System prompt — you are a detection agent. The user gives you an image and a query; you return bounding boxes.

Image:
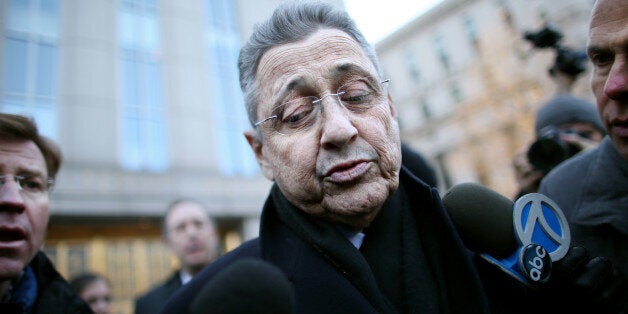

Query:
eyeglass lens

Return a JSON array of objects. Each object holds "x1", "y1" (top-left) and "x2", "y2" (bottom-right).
[
  {"x1": 0, "y1": 174, "x2": 53, "y2": 195},
  {"x1": 260, "y1": 78, "x2": 389, "y2": 133}
]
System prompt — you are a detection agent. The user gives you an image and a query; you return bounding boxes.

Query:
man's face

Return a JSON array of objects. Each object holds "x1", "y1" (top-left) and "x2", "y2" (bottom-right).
[
  {"x1": 80, "y1": 279, "x2": 112, "y2": 314},
  {"x1": 245, "y1": 28, "x2": 401, "y2": 230},
  {"x1": 0, "y1": 139, "x2": 50, "y2": 281},
  {"x1": 587, "y1": 0, "x2": 628, "y2": 159},
  {"x1": 165, "y1": 202, "x2": 217, "y2": 273}
]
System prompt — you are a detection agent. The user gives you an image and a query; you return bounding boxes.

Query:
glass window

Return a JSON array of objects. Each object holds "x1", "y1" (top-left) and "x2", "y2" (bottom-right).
[
  {"x1": 38, "y1": 0, "x2": 59, "y2": 36},
  {"x1": 118, "y1": 0, "x2": 168, "y2": 172},
  {"x1": 433, "y1": 35, "x2": 451, "y2": 72},
  {"x1": 1, "y1": 0, "x2": 59, "y2": 139},
  {"x1": 7, "y1": 0, "x2": 31, "y2": 33},
  {"x1": 420, "y1": 96, "x2": 432, "y2": 120},
  {"x1": 450, "y1": 82, "x2": 463, "y2": 103},
  {"x1": 36, "y1": 42, "x2": 57, "y2": 96},
  {"x1": 2, "y1": 38, "x2": 28, "y2": 94},
  {"x1": 463, "y1": 14, "x2": 479, "y2": 49},
  {"x1": 405, "y1": 50, "x2": 421, "y2": 84},
  {"x1": 204, "y1": 0, "x2": 258, "y2": 177}
]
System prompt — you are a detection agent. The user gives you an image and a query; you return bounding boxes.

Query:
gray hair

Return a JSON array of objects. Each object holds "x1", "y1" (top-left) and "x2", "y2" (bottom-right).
[{"x1": 238, "y1": 1, "x2": 383, "y2": 127}]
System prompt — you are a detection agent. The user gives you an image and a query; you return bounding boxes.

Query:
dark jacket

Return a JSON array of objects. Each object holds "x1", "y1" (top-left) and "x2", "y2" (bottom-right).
[
  {"x1": 162, "y1": 167, "x2": 490, "y2": 314},
  {"x1": 539, "y1": 136, "x2": 628, "y2": 277},
  {"x1": 135, "y1": 272, "x2": 182, "y2": 314},
  {"x1": 0, "y1": 251, "x2": 93, "y2": 314}
]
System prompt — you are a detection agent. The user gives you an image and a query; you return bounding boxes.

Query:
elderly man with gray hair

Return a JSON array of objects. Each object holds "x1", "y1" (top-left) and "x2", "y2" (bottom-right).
[{"x1": 163, "y1": 1, "x2": 626, "y2": 313}]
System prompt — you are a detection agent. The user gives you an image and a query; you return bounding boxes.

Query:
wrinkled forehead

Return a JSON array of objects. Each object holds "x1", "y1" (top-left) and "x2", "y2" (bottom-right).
[
  {"x1": 255, "y1": 28, "x2": 380, "y2": 101},
  {"x1": 590, "y1": 0, "x2": 628, "y2": 31}
]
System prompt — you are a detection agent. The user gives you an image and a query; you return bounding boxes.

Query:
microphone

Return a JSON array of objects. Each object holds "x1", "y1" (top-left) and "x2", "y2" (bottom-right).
[
  {"x1": 442, "y1": 182, "x2": 571, "y2": 285},
  {"x1": 189, "y1": 258, "x2": 295, "y2": 314}
]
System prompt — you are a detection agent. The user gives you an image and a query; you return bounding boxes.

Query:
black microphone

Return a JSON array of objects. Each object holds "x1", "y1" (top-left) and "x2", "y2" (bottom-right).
[
  {"x1": 443, "y1": 183, "x2": 628, "y2": 312},
  {"x1": 442, "y1": 182, "x2": 571, "y2": 285},
  {"x1": 189, "y1": 258, "x2": 295, "y2": 314}
]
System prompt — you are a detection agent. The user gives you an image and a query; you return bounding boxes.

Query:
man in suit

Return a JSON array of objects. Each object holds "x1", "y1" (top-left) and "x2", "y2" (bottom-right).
[
  {"x1": 0, "y1": 113, "x2": 92, "y2": 313},
  {"x1": 134, "y1": 198, "x2": 219, "y2": 314}
]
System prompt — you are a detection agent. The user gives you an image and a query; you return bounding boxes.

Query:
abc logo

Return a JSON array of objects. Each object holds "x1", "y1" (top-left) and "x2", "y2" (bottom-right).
[
  {"x1": 519, "y1": 243, "x2": 552, "y2": 283},
  {"x1": 513, "y1": 193, "x2": 571, "y2": 283}
]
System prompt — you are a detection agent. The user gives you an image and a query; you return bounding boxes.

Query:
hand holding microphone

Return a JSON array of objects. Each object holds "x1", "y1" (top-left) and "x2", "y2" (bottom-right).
[
  {"x1": 443, "y1": 183, "x2": 627, "y2": 312},
  {"x1": 552, "y1": 246, "x2": 627, "y2": 313},
  {"x1": 443, "y1": 182, "x2": 570, "y2": 284}
]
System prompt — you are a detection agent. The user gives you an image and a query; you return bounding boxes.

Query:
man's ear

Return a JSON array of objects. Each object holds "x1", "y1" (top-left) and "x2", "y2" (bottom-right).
[{"x1": 244, "y1": 130, "x2": 275, "y2": 181}]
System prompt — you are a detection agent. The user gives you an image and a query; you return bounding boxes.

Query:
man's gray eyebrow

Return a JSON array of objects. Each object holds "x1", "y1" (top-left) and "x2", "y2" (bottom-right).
[
  {"x1": 275, "y1": 77, "x2": 306, "y2": 102},
  {"x1": 332, "y1": 63, "x2": 372, "y2": 77},
  {"x1": 272, "y1": 63, "x2": 376, "y2": 105}
]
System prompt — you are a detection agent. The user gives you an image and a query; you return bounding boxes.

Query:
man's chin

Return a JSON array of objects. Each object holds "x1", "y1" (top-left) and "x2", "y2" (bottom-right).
[
  {"x1": 611, "y1": 134, "x2": 628, "y2": 160},
  {"x1": 320, "y1": 205, "x2": 382, "y2": 231},
  {"x1": 184, "y1": 256, "x2": 211, "y2": 269},
  {"x1": 0, "y1": 256, "x2": 28, "y2": 281}
]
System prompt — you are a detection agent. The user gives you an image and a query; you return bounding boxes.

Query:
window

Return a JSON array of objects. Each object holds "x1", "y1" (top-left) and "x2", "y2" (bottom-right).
[
  {"x1": 405, "y1": 50, "x2": 421, "y2": 84},
  {"x1": 1, "y1": 0, "x2": 59, "y2": 139},
  {"x1": 420, "y1": 96, "x2": 432, "y2": 120},
  {"x1": 118, "y1": 0, "x2": 168, "y2": 172},
  {"x1": 433, "y1": 35, "x2": 450, "y2": 72},
  {"x1": 450, "y1": 81, "x2": 463, "y2": 103},
  {"x1": 463, "y1": 14, "x2": 479, "y2": 50},
  {"x1": 204, "y1": 0, "x2": 258, "y2": 176}
]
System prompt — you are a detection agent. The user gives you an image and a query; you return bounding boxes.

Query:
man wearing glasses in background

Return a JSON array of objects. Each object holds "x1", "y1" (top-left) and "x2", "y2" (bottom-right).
[
  {"x1": 0, "y1": 113, "x2": 91, "y2": 313},
  {"x1": 163, "y1": 2, "x2": 625, "y2": 313}
]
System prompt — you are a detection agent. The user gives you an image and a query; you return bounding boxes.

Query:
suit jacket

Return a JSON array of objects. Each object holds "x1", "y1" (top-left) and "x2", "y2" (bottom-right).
[
  {"x1": 161, "y1": 167, "x2": 490, "y2": 314},
  {"x1": 135, "y1": 271, "x2": 182, "y2": 314},
  {"x1": 0, "y1": 251, "x2": 92, "y2": 314}
]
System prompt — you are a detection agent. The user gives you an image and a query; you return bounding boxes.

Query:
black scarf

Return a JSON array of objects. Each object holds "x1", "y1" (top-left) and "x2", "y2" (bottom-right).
[{"x1": 271, "y1": 169, "x2": 489, "y2": 313}]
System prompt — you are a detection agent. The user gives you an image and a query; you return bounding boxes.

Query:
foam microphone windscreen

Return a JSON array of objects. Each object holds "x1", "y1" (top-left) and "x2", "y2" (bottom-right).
[
  {"x1": 442, "y1": 182, "x2": 518, "y2": 258},
  {"x1": 189, "y1": 258, "x2": 295, "y2": 314}
]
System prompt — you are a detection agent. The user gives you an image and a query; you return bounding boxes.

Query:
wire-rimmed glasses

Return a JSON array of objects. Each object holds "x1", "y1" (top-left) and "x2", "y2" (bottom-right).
[
  {"x1": 254, "y1": 78, "x2": 390, "y2": 135},
  {"x1": 0, "y1": 174, "x2": 55, "y2": 197}
]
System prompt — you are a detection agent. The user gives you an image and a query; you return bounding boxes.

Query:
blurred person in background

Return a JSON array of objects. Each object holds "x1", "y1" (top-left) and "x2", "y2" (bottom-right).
[
  {"x1": 134, "y1": 198, "x2": 219, "y2": 314},
  {"x1": 512, "y1": 94, "x2": 605, "y2": 199},
  {"x1": 70, "y1": 272, "x2": 112, "y2": 314},
  {"x1": 539, "y1": 0, "x2": 628, "y2": 288},
  {"x1": 0, "y1": 113, "x2": 91, "y2": 313}
]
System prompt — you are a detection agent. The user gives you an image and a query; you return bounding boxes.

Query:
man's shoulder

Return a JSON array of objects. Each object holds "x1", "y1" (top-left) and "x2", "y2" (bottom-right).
[
  {"x1": 159, "y1": 238, "x2": 262, "y2": 314},
  {"x1": 134, "y1": 273, "x2": 182, "y2": 314},
  {"x1": 136, "y1": 272, "x2": 181, "y2": 302},
  {"x1": 29, "y1": 252, "x2": 93, "y2": 313}
]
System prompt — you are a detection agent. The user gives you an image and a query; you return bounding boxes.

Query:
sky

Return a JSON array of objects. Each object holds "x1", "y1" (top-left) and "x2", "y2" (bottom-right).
[{"x1": 344, "y1": 0, "x2": 444, "y2": 44}]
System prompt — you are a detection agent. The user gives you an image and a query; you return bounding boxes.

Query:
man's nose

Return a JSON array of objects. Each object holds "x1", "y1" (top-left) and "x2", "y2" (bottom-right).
[
  {"x1": 319, "y1": 96, "x2": 358, "y2": 149},
  {"x1": 604, "y1": 57, "x2": 628, "y2": 101},
  {"x1": 0, "y1": 180, "x2": 26, "y2": 212}
]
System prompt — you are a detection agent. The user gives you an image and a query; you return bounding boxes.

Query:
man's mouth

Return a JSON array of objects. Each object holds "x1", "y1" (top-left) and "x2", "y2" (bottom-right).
[
  {"x1": 0, "y1": 227, "x2": 27, "y2": 248},
  {"x1": 324, "y1": 160, "x2": 371, "y2": 183},
  {"x1": 610, "y1": 117, "x2": 628, "y2": 136}
]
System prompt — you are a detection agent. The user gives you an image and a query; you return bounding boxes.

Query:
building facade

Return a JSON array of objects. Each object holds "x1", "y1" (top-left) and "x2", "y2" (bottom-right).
[
  {"x1": 0, "y1": 0, "x2": 342, "y2": 312},
  {"x1": 376, "y1": 0, "x2": 596, "y2": 198}
]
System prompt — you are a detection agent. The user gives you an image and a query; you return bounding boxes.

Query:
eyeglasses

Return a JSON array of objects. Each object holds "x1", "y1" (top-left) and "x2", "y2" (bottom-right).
[
  {"x1": 0, "y1": 174, "x2": 55, "y2": 197},
  {"x1": 255, "y1": 78, "x2": 390, "y2": 135}
]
